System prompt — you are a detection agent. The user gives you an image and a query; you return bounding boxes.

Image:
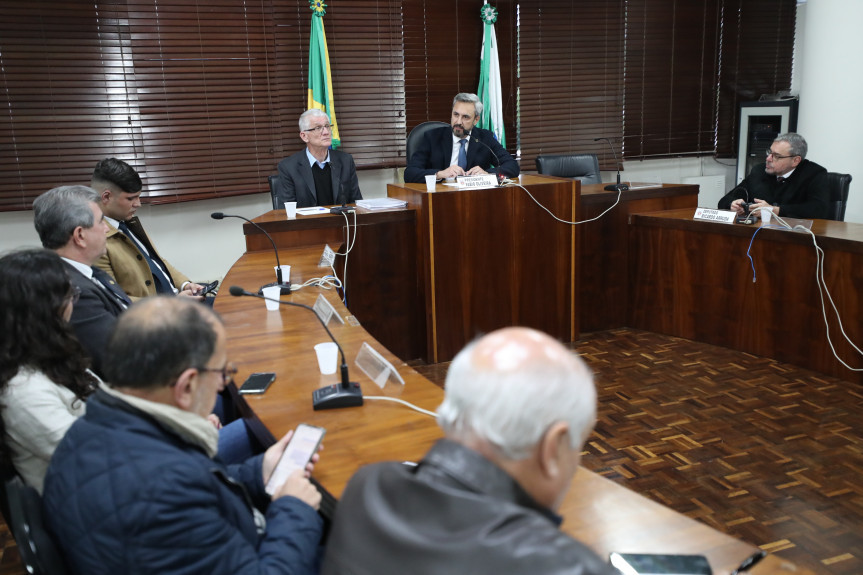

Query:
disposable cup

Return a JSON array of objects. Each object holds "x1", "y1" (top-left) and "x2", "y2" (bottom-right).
[
  {"x1": 314, "y1": 342, "x2": 338, "y2": 375},
  {"x1": 274, "y1": 265, "x2": 291, "y2": 283},
  {"x1": 262, "y1": 285, "x2": 281, "y2": 311},
  {"x1": 425, "y1": 175, "x2": 436, "y2": 192},
  {"x1": 761, "y1": 207, "x2": 772, "y2": 224},
  {"x1": 285, "y1": 202, "x2": 297, "y2": 219}
]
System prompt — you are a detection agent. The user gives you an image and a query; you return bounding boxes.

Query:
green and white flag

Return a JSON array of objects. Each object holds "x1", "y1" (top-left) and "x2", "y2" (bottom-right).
[
  {"x1": 308, "y1": 1, "x2": 341, "y2": 148},
  {"x1": 477, "y1": 2, "x2": 505, "y2": 147}
]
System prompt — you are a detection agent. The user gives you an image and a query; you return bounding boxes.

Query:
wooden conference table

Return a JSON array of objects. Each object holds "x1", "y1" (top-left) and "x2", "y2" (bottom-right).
[
  {"x1": 630, "y1": 208, "x2": 863, "y2": 385},
  {"x1": 215, "y1": 240, "x2": 807, "y2": 575}
]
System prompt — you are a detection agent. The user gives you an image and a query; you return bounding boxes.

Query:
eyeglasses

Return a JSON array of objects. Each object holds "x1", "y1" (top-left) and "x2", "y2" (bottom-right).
[
  {"x1": 65, "y1": 285, "x2": 81, "y2": 304},
  {"x1": 304, "y1": 123, "x2": 333, "y2": 134},
  {"x1": 197, "y1": 362, "x2": 238, "y2": 384},
  {"x1": 765, "y1": 149, "x2": 798, "y2": 160}
]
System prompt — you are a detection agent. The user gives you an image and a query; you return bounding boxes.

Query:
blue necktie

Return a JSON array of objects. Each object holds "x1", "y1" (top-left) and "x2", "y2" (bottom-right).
[
  {"x1": 457, "y1": 139, "x2": 468, "y2": 170},
  {"x1": 91, "y1": 267, "x2": 131, "y2": 308},
  {"x1": 117, "y1": 221, "x2": 173, "y2": 294}
]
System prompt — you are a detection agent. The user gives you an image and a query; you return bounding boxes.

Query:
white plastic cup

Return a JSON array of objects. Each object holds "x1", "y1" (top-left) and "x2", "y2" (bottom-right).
[
  {"x1": 424, "y1": 174, "x2": 436, "y2": 192},
  {"x1": 261, "y1": 285, "x2": 281, "y2": 311},
  {"x1": 274, "y1": 265, "x2": 291, "y2": 283},
  {"x1": 285, "y1": 201, "x2": 297, "y2": 219},
  {"x1": 761, "y1": 207, "x2": 772, "y2": 224},
  {"x1": 314, "y1": 342, "x2": 338, "y2": 375}
]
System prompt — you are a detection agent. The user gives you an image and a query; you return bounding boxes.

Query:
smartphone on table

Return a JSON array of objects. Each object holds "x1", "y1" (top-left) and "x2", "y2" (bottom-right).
[
  {"x1": 265, "y1": 424, "x2": 326, "y2": 495},
  {"x1": 239, "y1": 372, "x2": 276, "y2": 395}
]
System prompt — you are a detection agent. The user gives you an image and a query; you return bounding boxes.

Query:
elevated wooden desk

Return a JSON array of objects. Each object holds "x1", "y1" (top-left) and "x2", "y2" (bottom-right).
[
  {"x1": 630, "y1": 208, "x2": 863, "y2": 385},
  {"x1": 215, "y1": 249, "x2": 808, "y2": 575}
]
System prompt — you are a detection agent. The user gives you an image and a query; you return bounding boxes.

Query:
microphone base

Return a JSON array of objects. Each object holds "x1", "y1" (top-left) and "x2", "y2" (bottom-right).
[
  {"x1": 312, "y1": 382, "x2": 363, "y2": 410},
  {"x1": 329, "y1": 205, "x2": 353, "y2": 214},
  {"x1": 258, "y1": 281, "x2": 292, "y2": 296},
  {"x1": 604, "y1": 183, "x2": 629, "y2": 191}
]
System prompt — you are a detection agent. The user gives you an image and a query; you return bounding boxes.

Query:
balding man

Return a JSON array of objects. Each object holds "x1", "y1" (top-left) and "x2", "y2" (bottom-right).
[{"x1": 322, "y1": 327, "x2": 614, "y2": 575}]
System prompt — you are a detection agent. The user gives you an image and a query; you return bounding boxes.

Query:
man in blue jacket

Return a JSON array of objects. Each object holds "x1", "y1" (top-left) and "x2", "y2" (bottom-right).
[
  {"x1": 44, "y1": 297, "x2": 323, "y2": 574},
  {"x1": 404, "y1": 93, "x2": 520, "y2": 183}
]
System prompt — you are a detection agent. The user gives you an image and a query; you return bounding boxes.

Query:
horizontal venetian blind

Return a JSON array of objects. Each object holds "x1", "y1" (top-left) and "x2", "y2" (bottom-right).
[
  {"x1": 0, "y1": 1, "x2": 135, "y2": 210},
  {"x1": 622, "y1": 0, "x2": 721, "y2": 158},
  {"x1": 716, "y1": 0, "x2": 796, "y2": 157},
  {"x1": 273, "y1": 0, "x2": 406, "y2": 169},
  {"x1": 518, "y1": 0, "x2": 625, "y2": 170}
]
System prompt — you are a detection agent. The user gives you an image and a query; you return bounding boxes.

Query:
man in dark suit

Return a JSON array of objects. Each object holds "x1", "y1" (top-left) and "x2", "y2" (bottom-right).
[
  {"x1": 404, "y1": 92, "x2": 520, "y2": 184},
  {"x1": 33, "y1": 185, "x2": 130, "y2": 376},
  {"x1": 718, "y1": 132, "x2": 829, "y2": 219},
  {"x1": 274, "y1": 109, "x2": 363, "y2": 209}
]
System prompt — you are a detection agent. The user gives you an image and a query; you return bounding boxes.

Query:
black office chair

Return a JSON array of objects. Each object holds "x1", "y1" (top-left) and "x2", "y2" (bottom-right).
[
  {"x1": 268, "y1": 174, "x2": 280, "y2": 209},
  {"x1": 406, "y1": 121, "x2": 449, "y2": 164},
  {"x1": 825, "y1": 172, "x2": 852, "y2": 221},
  {"x1": 5, "y1": 477, "x2": 70, "y2": 575},
  {"x1": 535, "y1": 154, "x2": 602, "y2": 185}
]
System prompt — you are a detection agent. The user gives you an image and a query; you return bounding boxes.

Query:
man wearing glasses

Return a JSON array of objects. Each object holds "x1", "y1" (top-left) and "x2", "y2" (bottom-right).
[
  {"x1": 718, "y1": 132, "x2": 829, "y2": 219},
  {"x1": 274, "y1": 108, "x2": 363, "y2": 208}
]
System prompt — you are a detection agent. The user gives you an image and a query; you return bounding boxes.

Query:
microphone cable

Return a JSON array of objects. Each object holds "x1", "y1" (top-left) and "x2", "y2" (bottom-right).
[{"x1": 512, "y1": 181, "x2": 622, "y2": 226}]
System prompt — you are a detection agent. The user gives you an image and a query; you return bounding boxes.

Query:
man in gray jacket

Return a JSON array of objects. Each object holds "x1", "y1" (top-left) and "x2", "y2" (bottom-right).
[{"x1": 322, "y1": 327, "x2": 615, "y2": 575}]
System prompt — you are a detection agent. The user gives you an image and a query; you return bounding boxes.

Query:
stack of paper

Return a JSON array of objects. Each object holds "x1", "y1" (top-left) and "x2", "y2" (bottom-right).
[{"x1": 356, "y1": 198, "x2": 407, "y2": 211}]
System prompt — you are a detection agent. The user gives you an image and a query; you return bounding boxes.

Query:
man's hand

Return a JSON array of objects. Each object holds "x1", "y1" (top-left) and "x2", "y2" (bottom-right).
[
  {"x1": 750, "y1": 198, "x2": 777, "y2": 217},
  {"x1": 274, "y1": 469, "x2": 322, "y2": 510},
  {"x1": 436, "y1": 165, "x2": 466, "y2": 180},
  {"x1": 179, "y1": 282, "x2": 205, "y2": 300},
  {"x1": 730, "y1": 199, "x2": 746, "y2": 215},
  {"x1": 465, "y1": 166, "x2": 488, "y2": 176}
]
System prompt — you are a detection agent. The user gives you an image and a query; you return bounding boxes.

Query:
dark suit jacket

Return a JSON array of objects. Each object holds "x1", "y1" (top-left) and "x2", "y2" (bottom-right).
[
  {"x1": 404, "y1": 126, "x2": 520, "y2": 183},
  {"x1": 717, "y1": 159, "x2": 829, "y2": 219},
  {"x1": 275, "y1": 148, "x2": 362, "y2": 209},
  {"x1": 64, "y1": 262, "x2": 126, "y2": 377}
]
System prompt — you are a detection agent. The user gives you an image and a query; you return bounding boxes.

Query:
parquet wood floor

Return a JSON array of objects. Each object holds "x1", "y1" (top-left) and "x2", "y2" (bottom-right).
[
  {"x1": 3, "y1": 328, "x2": 860, "y2": 574},
  {"x1": 415, "y1": 328, "x2": 863, "y2": 575}
]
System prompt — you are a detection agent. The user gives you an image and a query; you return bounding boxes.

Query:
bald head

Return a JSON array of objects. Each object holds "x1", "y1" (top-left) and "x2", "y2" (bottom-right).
[{"x1": 437, "y1": 327, "x2": 596, "y2": 460}]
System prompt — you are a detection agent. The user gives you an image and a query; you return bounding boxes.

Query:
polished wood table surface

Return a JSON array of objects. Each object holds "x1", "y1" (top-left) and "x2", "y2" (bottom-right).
[
  {"x1": 630, "y1": 208, "x2": 863, "y2": 385},
  {"x1": 215, "y1": 248, "x2": 809, "y2": 575}
]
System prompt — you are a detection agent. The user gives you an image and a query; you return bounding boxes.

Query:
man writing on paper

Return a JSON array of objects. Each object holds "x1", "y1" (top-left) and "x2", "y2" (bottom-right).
[
  {"x1": 718, "y1": 133, "x2": 829, "y2": 220},
  {"x1": 404, "y1": 92, "x2": 520, "y2": 183},
  {"x1": 322, "y1": 327, "x2": 614, "y2": 575},
  {"x1": 274, "y1": 109, "x2": 363, "y2": 209}
]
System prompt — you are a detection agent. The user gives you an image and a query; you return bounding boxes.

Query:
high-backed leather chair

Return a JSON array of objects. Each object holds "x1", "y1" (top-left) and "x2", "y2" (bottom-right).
[
  {"x1": 268, "y1": 174, "x2": 280, "y2": 209},
  {"x1": 825, "y1": 172, "x2": 852, "y2": 221},
  {"x1": 5, "y1": 477, "x2": 69, "y2": 574},
  {"x1": 406, "y1": 121, "x2": 449, "y2": 164},
  {"x1": 535, "y1": 154, "x2": 602, "y2": 185}
]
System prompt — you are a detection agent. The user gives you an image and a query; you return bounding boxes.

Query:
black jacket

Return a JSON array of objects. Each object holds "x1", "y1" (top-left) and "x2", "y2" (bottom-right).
[
  {"x1": 322, "y1": 439, "x2": 615, "y2": 575},
  {"x1": 275, "y1": 148, "x2": 362, "y2": 209},
  {"x1": 404, "y1": 126, "x2": 520, "y2": 183},
  {"x1": 718, "y1": 159, "x2": 829, "y2": 219}
]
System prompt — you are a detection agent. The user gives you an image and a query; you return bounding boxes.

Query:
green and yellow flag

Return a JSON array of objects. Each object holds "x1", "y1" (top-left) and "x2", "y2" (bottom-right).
[{"x1": 308, "y1": 1, "x2": 340, "y2": 148}]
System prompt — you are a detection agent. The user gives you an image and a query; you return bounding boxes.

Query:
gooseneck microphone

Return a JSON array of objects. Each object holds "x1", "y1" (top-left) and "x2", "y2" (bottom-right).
[
  {"x1": 467, "y1": 132, "x2": 510, "y2": 185},
  {"x1": 229, "y1": 286, "x2": 363, "y2": 410},
  {"x1": 211, "y1": 212, "x2": 291, "y2": 295},
  {"x1": 594, "y1": 137, "x2": 629, "y2": 192}
]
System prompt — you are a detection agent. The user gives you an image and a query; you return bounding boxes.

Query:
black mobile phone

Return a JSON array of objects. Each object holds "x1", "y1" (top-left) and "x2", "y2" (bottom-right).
[
  {"x1": 265, "y1": 424, "x2": 326, "y2": 495},
  {"x1": 609, "y1": 552, "x2": 711, "y2": 575},
  {"x1": 200, "y1": 280, "x2": 219, "y2": 296},
  {"x1": 239, "y1": 372, "x2": 276, "y2": 395}
]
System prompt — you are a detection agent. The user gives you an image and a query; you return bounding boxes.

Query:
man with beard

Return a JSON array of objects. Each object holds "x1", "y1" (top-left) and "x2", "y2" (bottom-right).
[{"x1": 404, "y1": 92, "x2": 519, "y2": 183}]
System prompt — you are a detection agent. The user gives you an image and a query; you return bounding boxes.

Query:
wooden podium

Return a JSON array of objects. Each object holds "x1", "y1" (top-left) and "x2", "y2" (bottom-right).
[{"x1": 388, "y1": 175, "x2": 579, "y2": 363}]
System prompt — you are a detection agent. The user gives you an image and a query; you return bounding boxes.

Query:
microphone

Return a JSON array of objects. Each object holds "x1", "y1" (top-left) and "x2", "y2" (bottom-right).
[
  {"x1": 468, "y1": 132, "x2": 510, "y2": 185},
  {"x1": 329, "y1": 187, "x2": 352, "y2": 215},
  {"x1": 594, "y1": 137, "x2": 629, "y2": 192},
  {"x1": 211, "y1": 213, "x2": 291, "y2": 295},
  {"x1": 229, "y1": 286, "x2": 363, "y2": 410}
]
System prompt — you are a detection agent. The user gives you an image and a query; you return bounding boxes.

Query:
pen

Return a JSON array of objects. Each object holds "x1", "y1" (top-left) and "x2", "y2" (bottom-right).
[{"x1": 731, "y1": 550, "x2": 767, "y2": 575}]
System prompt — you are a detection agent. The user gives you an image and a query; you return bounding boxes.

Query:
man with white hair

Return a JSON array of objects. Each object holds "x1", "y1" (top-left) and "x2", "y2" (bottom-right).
[
  {"x1": 321, "y1": 327, "x2": 615, "y2": 575},
  {"x1": 274, "y1": 108, "x2": 362, "y2": 208}
]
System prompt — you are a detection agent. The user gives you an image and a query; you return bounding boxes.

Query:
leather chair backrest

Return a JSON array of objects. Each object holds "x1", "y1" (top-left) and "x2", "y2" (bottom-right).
[
  {"x1": 535, "y1": 154, "x2": 602, "y2": 185},
  {"x1": 406, "y1": 121, "x2": 450, "y2": 164},
  {"x1": 268, "y1": 174, "x2": 280, "y2": 209},
  {"x1": 5, "y1": 477, "x2": 69, "y2": 575},
  {"x1": 825, "y1": 172, "x2": 852, "y2": 222}
]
